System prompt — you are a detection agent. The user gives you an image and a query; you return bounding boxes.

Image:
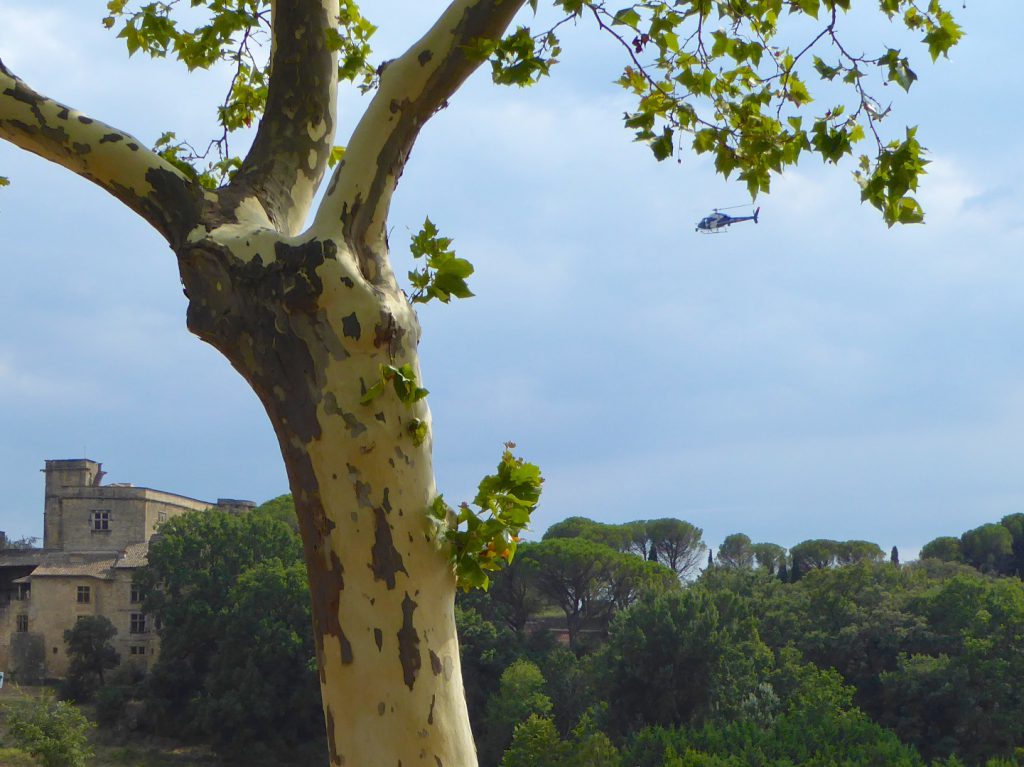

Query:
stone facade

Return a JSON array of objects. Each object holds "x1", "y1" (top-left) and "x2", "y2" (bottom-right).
[{"x1": 0, "y1": 459, "x2": 253, "y2": 681}]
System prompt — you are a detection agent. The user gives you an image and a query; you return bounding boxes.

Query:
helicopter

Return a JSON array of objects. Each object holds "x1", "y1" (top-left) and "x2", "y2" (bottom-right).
[{"x1": 696, "y1": 206, "x2": 760, "y2": 233}]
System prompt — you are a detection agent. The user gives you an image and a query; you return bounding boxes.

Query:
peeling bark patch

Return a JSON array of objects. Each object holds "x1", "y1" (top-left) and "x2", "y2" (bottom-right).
[
  {"x1": 378, "y1": 701, "x2": 386, "y2": 716},
  {"x1": 435, "y1": 758, "x2": 443, "y2": 767},
  {"x1": 277, "y1": 451, "x2": 350, "y2": 686},
  {"x1": 100, "y1": 132, "x2": 123, "y2": 143},
  {"x1": 375, "y1": 411, "x2": 386, "y2": 423},
  {"x1": 354, "y1": 480, "x2": 373, "y2": 509},
  {"x1": 341, "y1": 412, "x2": 366, "y2": 437},
  {"x1": 324, "y1": 393, "x2": 367, "y2": 437},
  {"x1": 326, "y1": 707, "x2": 343, "y2": 766},
  {"x1": 273, "y1": 238, "x2": 329, "y2": 314},
  {"x1": 429, "y1": 650, "x2": 443, "y2": 677},
  {"x1": 76, "y1": 115, "x2": 93, "y2": 124},
  {"x1": 146, "y1": 167, "x2": 204, "y2": 250},
  {"x1": 341, "y1": 312, "x2": 361, "y2": 340},
  {"x1": 371, "y1": 497, "x2": 408, "y2": 589},
  {"x1": 339, "y1": 630, "x2": 354, "y2": 664},
  {"x1": 418, "y1": 49, "x2": 434, "y2": 66},
  {"x1": 374, "y1": 311, "x2": 406, "y2": 356},
  {"x1": 398, "y1": 593, "x2": 421, "y2": 690},
  {"x1": 315, "y1": 309, "x2": 350, "y2": 361},
  {"x1": 443, "y1": 654, "x2": 453, "y2": 682},
  {"x1": 427, "y1": 694, "x2": 436, "y2": 725},
  {"x1": 127, "y1": 142, "x2": 139, "y2": 151},
  {"x1": 374, "y1": 627, "x2": 383, "y2": 651}
]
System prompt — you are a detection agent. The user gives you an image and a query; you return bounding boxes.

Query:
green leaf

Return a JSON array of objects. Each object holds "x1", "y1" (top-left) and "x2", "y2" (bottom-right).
[
  {"x1": 785, "y1": 75, "x2": 812, "y2": 106},
  {"x1": 693, "y1": 129, "x2": 718, "y2": 153},
  {"x1": 923, "y1": 10, "x2": 963, "y2": 61},
  {"x1": 795, "y1": 0, "x2": 820, "y2": 18},
  {"x1": 359, "y1": 379, "x2": 386, "y2": 405},
  {"x1": 880, "y1": 49, "x2": 918, "y2": 92},
  {"x1": 612, "y1": 8, "x2": 642, "y2": 28},
  {"x1": 813, "y1": 56, "x2": 840, "y2": 81},
  {"x1": 651, "y1": 127, "x2": 674, "y2": 161}
]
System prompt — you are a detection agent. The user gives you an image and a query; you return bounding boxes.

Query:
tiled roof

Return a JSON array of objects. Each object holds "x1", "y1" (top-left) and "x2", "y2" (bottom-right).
[
  {"x1": 30, "y1": 552, "x2": 118, "y2": 579},
  {"x1": 114, "y1": 542, "x2": 149, "y2": 569}
]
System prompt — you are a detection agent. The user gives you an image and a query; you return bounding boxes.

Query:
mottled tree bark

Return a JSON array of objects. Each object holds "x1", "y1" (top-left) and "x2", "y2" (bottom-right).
[{"x1": 0, "y1": 0, "x2": 527, "y2": 764}]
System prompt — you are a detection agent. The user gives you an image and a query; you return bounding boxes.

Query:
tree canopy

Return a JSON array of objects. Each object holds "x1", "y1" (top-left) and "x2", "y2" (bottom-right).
[
  {"x1": 0, "y1": 0, "x2": 963, "y2": 763},
  {"x1": 137, "y1": 506, "x2": 324, "y2": 763}
]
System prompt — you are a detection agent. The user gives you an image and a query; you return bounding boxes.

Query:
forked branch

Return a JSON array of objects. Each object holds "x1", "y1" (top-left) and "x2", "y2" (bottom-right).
[{"x1": 311, "y1": 0, "x2": 528, "y2": 287}]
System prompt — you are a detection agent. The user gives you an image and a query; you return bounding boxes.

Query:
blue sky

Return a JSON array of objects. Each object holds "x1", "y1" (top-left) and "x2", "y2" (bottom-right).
[{"x1": 1, "y1": 1, "x2": 1022, "y2": 559}]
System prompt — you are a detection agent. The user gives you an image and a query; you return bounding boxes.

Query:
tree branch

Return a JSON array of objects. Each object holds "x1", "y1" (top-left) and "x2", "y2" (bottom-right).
[
  {"x1": 225, "y1": 0, "x2": 338, "y2": 236},
  {"x1": 311, "y1": 0, "x2": 528, "y2": 287},
  {"x1": 0, "y1": 59, "x2": 204, "y2": 248}
]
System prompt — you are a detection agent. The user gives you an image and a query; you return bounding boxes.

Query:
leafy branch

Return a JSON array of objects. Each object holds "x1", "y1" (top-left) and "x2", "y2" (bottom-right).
[
  {"x1": 554, "y1": 0, "x2": 961, "y2": 225},
  {"x1": 428, "y1": 443, "x2": 543, "y2": 591},
  {"x1": 407, "y1": 218, "x2": 475, "y2": 305}
]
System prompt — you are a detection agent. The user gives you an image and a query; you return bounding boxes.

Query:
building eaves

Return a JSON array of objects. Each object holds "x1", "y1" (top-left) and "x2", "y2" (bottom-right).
[{"x1": 29, "y1": 552, "x2": 118, "y2": 580}]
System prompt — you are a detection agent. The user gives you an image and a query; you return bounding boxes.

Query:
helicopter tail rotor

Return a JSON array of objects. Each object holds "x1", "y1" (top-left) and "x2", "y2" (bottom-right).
[{"x1": 753, "y1": 207, "x2": 760, "y2": 224}]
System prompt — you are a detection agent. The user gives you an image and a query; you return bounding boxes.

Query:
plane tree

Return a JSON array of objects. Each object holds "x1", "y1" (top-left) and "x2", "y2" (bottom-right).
[{"x1": 0, "y1": 0, "x2": 960, "y2": 763}]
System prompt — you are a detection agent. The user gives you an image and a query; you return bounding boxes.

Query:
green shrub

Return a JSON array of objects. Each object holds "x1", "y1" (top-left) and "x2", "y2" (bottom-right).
[
  {"x1": 2, "y1": 694, "x2": 94, "y2": 767},
  {"x1": 0, "y1": 746, "x2": 40, "y2": 766}
]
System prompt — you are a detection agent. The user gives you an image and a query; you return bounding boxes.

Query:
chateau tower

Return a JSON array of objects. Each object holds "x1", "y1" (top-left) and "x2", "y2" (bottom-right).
[{"x1": 42, "y1": 459, "x2": 104, "y2": 550}]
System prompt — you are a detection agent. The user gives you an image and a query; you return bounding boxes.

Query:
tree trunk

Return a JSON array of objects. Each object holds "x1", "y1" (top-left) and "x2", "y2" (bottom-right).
[
  {"x1": 1, "y1": 2, "x2": 531, "y2": 763},
  {"x1": 179, "y1": 233, "x2": 475, "y2": 766}
]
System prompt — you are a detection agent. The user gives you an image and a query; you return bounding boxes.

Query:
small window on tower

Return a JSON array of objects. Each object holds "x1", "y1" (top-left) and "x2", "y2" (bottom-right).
[
  {"x1": 77, "y1": 586, "x2": 91, "y2": 604},
  {"x1": 16, "y1": 614, "x2": 28, "y2": 632},
  {"x1": 16, "y1": 583, "x2": 30, "y2": 601},
  {"x1": 130, "y1": 584, "x2": 143, "y2": 604},
  {"x1": 90, "y1": 510, "x2": 111, "y2": 532}
]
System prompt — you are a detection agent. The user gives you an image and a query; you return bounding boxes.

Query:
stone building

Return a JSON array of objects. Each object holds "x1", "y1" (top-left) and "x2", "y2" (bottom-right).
[{"x1": 0, "y1": 459, "x2": 253, "y2": 682}]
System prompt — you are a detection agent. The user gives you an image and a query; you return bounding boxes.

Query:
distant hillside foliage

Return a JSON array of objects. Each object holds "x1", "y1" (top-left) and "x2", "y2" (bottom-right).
[{"x1": 82, "y1": 495, "x2": 1024, "y2": 766}]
